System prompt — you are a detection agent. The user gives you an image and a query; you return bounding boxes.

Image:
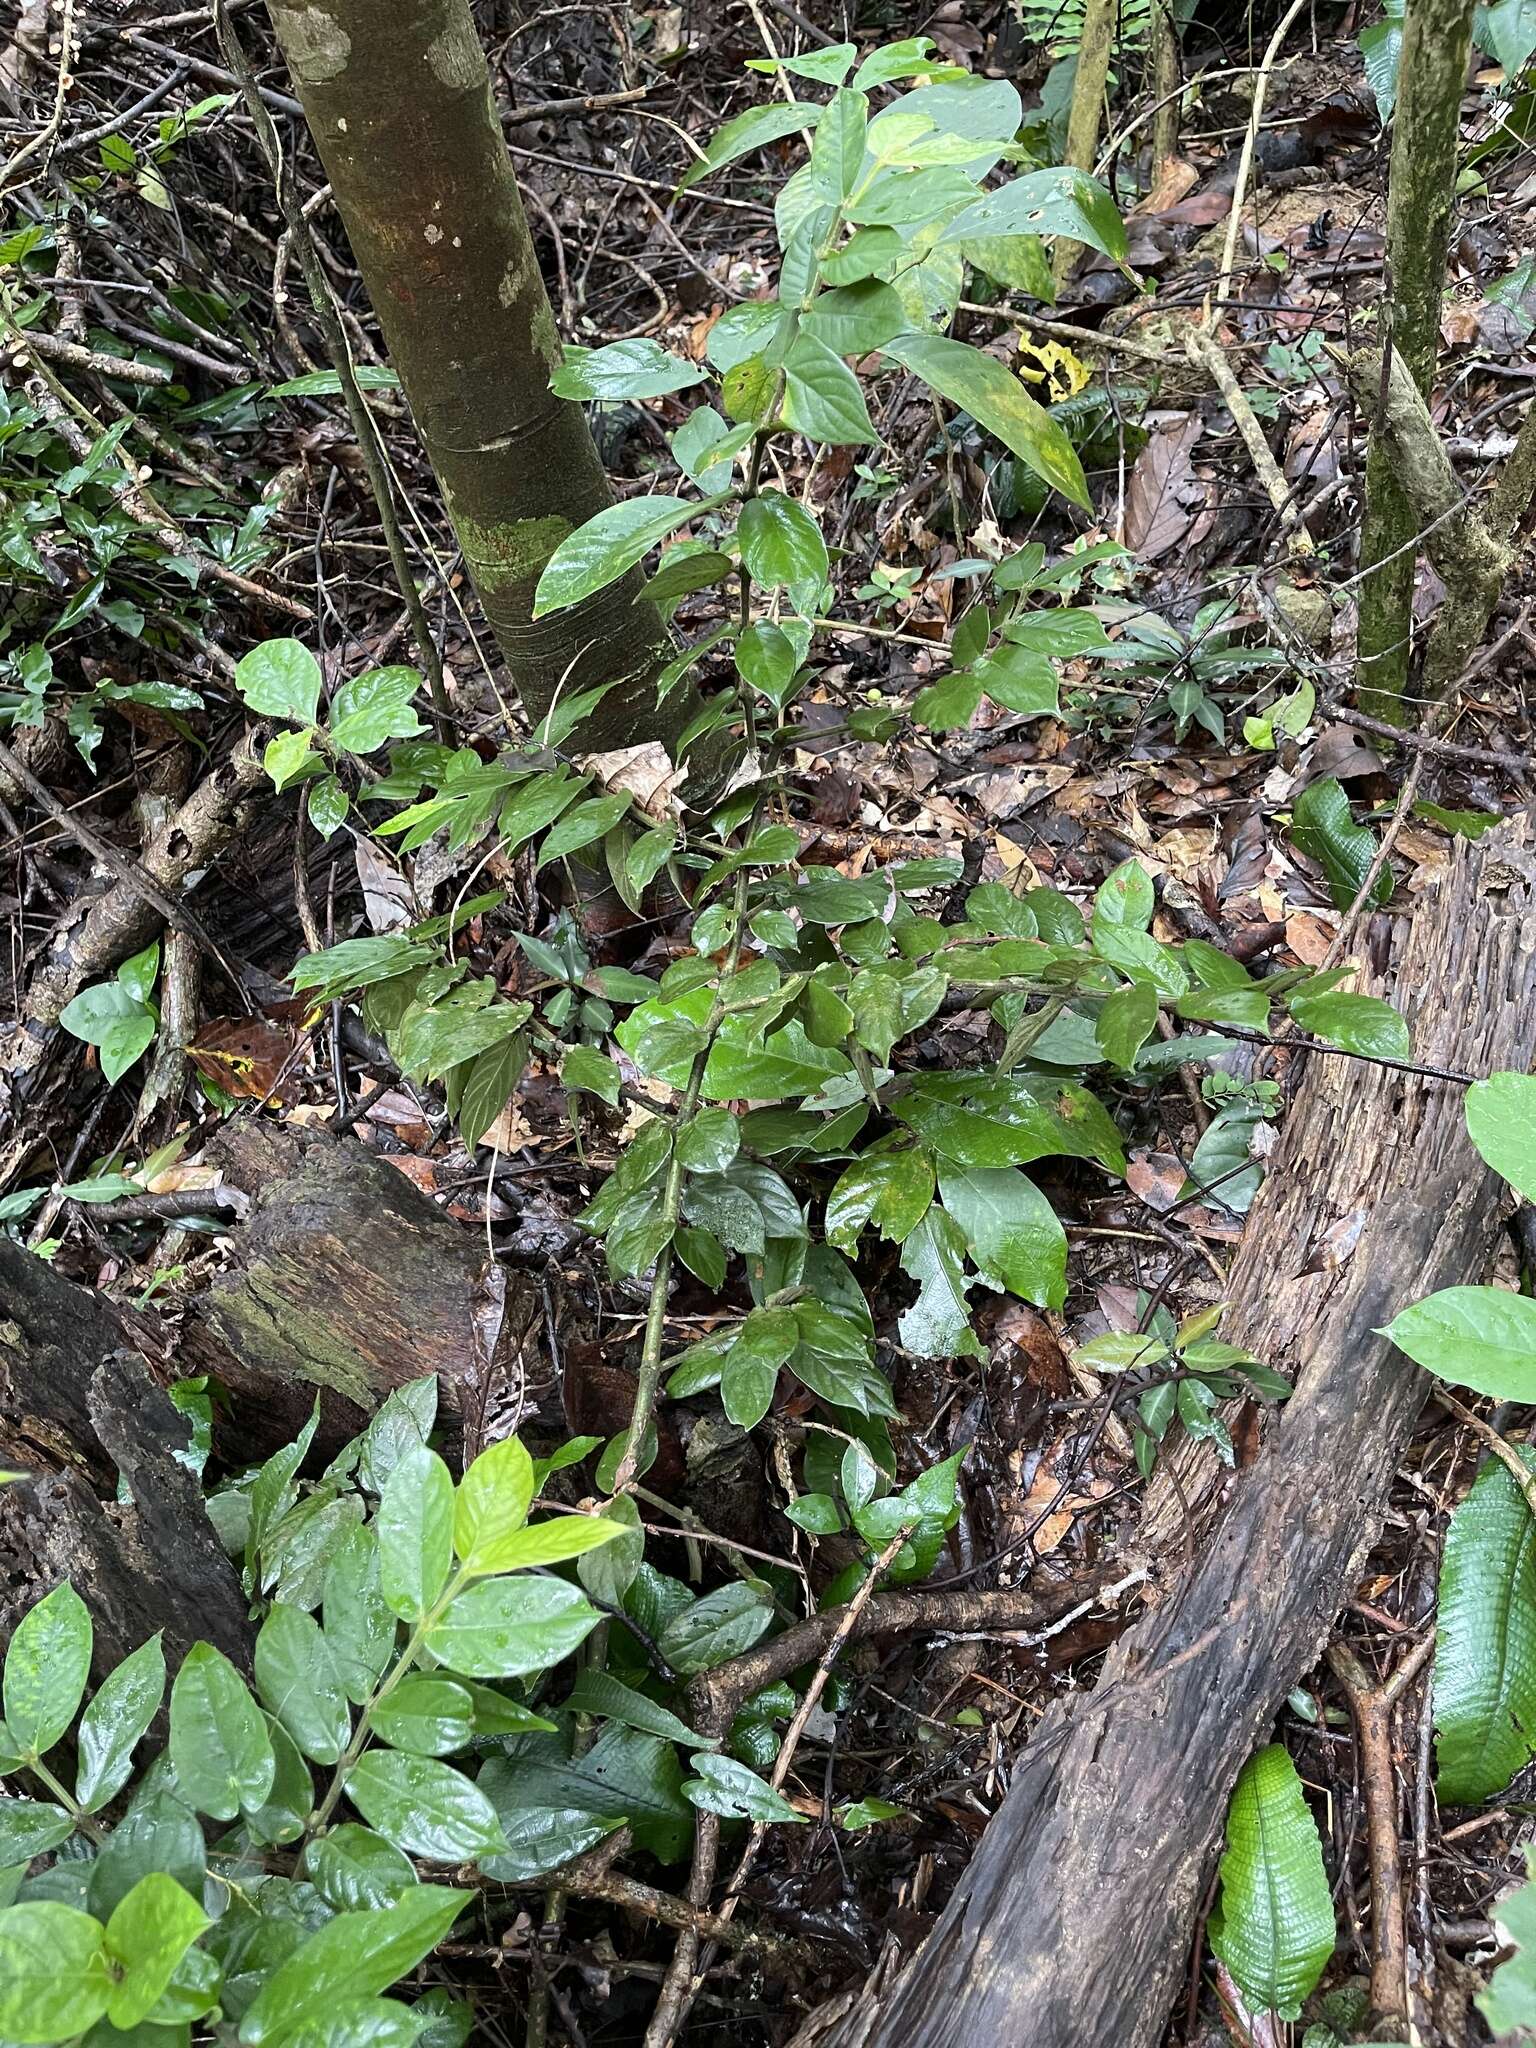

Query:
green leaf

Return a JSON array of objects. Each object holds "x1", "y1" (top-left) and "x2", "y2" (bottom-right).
[
  {"x1": 254, "y1": 1604, "x2": 351, "y2": 1764},
  {"x1": 328, "y1": 667, "x2": 424, "y2": 756},
  {"x1": 550, "y1": 339, "x2": 707, "y2": 400},
  {"x1": 0, "y1": 1800, "x2": 75, "y2": 1862},
  {"x1": 562, "y1": 1044, "x2": 622, "y2": 1107},
  {"x1": 962, "y1": 232, "x2": 1053, "y2": 296},
  {"x1": 677, "y1": 1106, "x2": 742, "y2": 1174},
  {"x1": 479, "y1": 1724, "x2": 688, "y2": 1866},
  {"x1": 264, "y1": 728, "x2": 323, "y2": 793},
  {"x1": 532, "y1": 494, "x2": 728, "y2": 619},
  {"x1": 235, "y1": 638, "x2": 322, "y2": 725},
  {"x1": 238, "y1": 1886, "x2": 469, "y2": 2045},
  {"x1": 659, "y1": 1583, "x2": 775, "y2": 1677},
  {"x1": 1287, "y1": 988, "x2": 1408, "y2": 1060},
  {"x1": 269, "y1": 365, "x2": 401, "y2": 396},
  {"x1": 538, "y1": 793, "x2": 632, "y2": 871},
  {"x1": 1095, "y1": 981, "x2": 1160, "y2": 1069},
  {"x1": 169, "y1": 1642, "x2": 275, "y2": 1820},
  {"x1": 307, "y1": 1825, "x2": 419, "y2": 1911},
  {"x1": 939, "y1": 166, "x2": 1127, "y2": 261},
  {"x1": 1209, "y1": 1744, "x2": 1335, "y2": 2020},
  {"x1": 59, "y1": 981, "x2": 156, "y2": 1085},
  {"x1": 683, "y1": 1752, "x2": 805, "y2": 1823},
  {"x1": 307, "y1": 777, "x2": 349, "y2": 838},
  {"x1": 1434, "y1": 1446, "x2": 1536, "y2": 1803},
  {"x1": 345, "y1": 1752, "x2": 506, "y2": 1863},
  {"x1": 103, "y1": 1874, "x2": 209, "y2": 2030},
  {"x1": 0, "y1": 1902, "x2": 111, "y2": 2041},
  {"x1": 880, "y1": 332, "x2": 1089, "y2": 511},
  {"x1": 893, "y1": 1072, "x2": 1126, "y2": 1174},
  {"x1": 897, "y1": 1206, "x2": 983, "y2": 1358},
  {"x1": 377, "y1": 1442, "x2": 455, "y2": 1620},
  {"x1": 1383, "y1": 1284, "x2": 1536, "y2": 1400},
  {"x1": 324, "y1": 1526, "x2": 397, "y2": 1704},
  {"x1": 721, "y1": 1307, "x2": 800, "y2": 1428},
  {"x1": 562, "y1": 1671, "x2": 709, "y2": 1749},
  {"x1": 4, "y1": 1581, "x2": 92, "y2": 1757},
  {"x1": 1466, "y1": 1071, "x2": 1536, "y2": 1200},
  {"x1": 1481, "y1": 1847, "x2": 1536, "y2": 2035},
  {"x1": 676, "y1": 100, "x2": 823, "y2": 194},
  {"x1": 453, "y1": 1436, "x2": 534, "y2": 1574},
  {"x1": 749, "y1": 41, "x2": 856, "y2": 81},
  {"x1": 474, "y1": 1515, "x2": 625, "y2": 1569},
  {"x1": 1359, "y1": 0, "x2": 1404, "y2": 118},
  {"x1": 782, "y1": 331, "x2": 879, "y2": 446},
  {"x1": 826, "y1": 1149, "x2": 935, "y2": 1251},
  {"x1": 1291, "y1": 778, "x2": 1393, "y2": 912},
  {"x1": 738, "y1": 491, "x2": 829, "y2": 603},
  {"x1": 803, "y1": 280, "x2": 908, "y2": 356},
  {"x1": 937, "y1": 1163, "x2": 1067, "y2": 1311},
  {"x1": 1095, "y1": 857, "x2": 1155, "y2": 929},
  {"x1": 278, "y1": 1999, "x2": 428, "y2": 2047},
  {"x1": 371, "y1": 1676, "x2": 474, "y2": 1757},
  {"x1": 809, "y1": 84, "x2": 868, "y2": 199},
  {"x1": 424, "y1": 1576, "x2": 602, "y2": 1677}
]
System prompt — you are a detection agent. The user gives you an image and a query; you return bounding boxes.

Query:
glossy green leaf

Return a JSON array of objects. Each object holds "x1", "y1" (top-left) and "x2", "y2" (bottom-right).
[
  {"x1": 306, "y1": 1824, "x2": 419, "y2": 1911},
  {"x1": 1383, "y1": 1284, "x2": 1536, "y2": 1400},
  {"x1": 937, "y1": 1163, "x2": 1067, "y2": 1311},
  {"x1": 424, "y1": 1575, "x2": 601, "y2": 1678},
  {"x1": 1095, "y1": 981, "x2": 1160, "y2": 1069},
  {"x1": 473, "y1": 1514, "x2": 625, "y2": 1569},
  {"x1": 738, "y1": 491, "x2": 829, "y2": 601},
  {"x1": 1291, "y1": 777, "x2": 1393, "y2": 912},
  {"x1": 826, "y1": 1149, "x2": 935, "y2": 1251},
  {"x1": 1480, "y1": 1847, "x2": 1536, "y2": 2035},
  {"x1": 562, "y1": 1671, "x2": 709, "y2": 1749},
  {"x1": 0, "y1": 1902, "x2": 111, "y2": 2041},
  {"x1": 1288, "y1": 989, "x2": 1408, "y2": 1060},
  {"x1": 532, "y1": 495, "x2": 728, "y2": 619},
  {"x1": 550, "y1": 339, "x2": 707, "y2": 400},
  {"x1": 377, "y1": 1443, "x2": 455, "y2": 1620},
  {"x1": 804, "y1": 280, "x2": 908, "y2": 356},
  {"x1": 1209, "y1": 1745, "x2": 1335, "y2": 2021},
  {"x1": 562, "y1": 1044, "x2": 622, "y2": 1107},
  {"x1": 893, "y1": 1072, "x2": 1126, "y2": 1174},
  {"x1": 782, "y1": 332, "x2": 879, "y2": 445},
  {"x1": 103, "y1": 1874, "x2": 209, "y2": 2030},
  {"x1": 345, "y1": 1752, "x2": 505, "y2": 1863},
  {"x1": 897, "y1": 1207, "x2": 982, "y2": 1358},
  {"x1": 328, "y1": 667, "x2": 423, "y2": 756},
  {"x1": 659, "y1": 1583, "x2": 775, "y2": 1677},
  {"x1": 1435, "y1": 1446, "x2": 1536, "y2": 1803},
  {"x1": 3, "y1": 1582, "x2": 91, "y2": 1759},
  {"x1": 238, "y1": 1886, "x2": 469, "y2": 2045},
  {"x1": 480, "y1": 1726, "x2": 687, "y2": 1868},
  {"x1": 169, "y1": 1642, "x2": 275, "y2": 1821},
  {"x1": 939, "y1": 166, "x2": 1127, "y2": 260},
  {"x1": 683, "y1": 1752, "x2": 805, "y2": 1822},
  {"x1": 324, "y1": 1526, "x2": 396, "y2": 1704},
  {"x1": 0, "y1": 1800, "x2": 74, "y2": 1862},
  {"x1": 538, "y1": 793, "x2": 632, "y2": 869},
  {"x1": 1465, "y1": 1071, "x2": 1536, "y2": 1200},
  {"x1": 676, "y1": 101, "x2": 823, "y2": 194},
  {"x1": 254, "y1": 1604, "x2": 351, "y2": 1765},
  {"x1": 881, "y1": 332, "x2": 1089, "y2": 510},
  {"x1": 453, "y1": 1436, "x2": 534, "y2": 1575},
  {"x1": 235, "y1": 639, "x2": 322, "y2": 726}
]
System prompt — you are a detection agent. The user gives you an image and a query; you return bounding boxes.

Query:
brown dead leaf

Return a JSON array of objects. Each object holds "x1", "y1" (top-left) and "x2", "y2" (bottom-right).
[
  {"x1": 185, "y1": 1016, "x2": 304, "y2": 1103},
  {"x1": 1126, "y1": 1149, "x2": 1186, "y2": 1212},
  {"x1": 581, "y1": 741, "x2": 684, "y2": 819},
  {"x1": 1134, "y1": 156, "x2": 1200, "y2": 213},
  {"x1": 355, "y1": 836, "x2": 414, "y2": 933},
  {"x1": 1284, "y1": 910, "x2": 1337, "y2": 964},
  {"x1": 990, "y1": 1301, "x2": 1071, "y2": 1396},
  {"x1": 1302, "y1": 725, "x2": 1388, "y2": 782},
  {"x1": 1124, "y1": 414, "x2": 1205, "y2": 561}
]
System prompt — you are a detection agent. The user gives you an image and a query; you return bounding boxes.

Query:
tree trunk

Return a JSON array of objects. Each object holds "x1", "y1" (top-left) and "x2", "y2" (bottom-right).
[
  {"x1": 1354, "y1": 0, "x2": 1476, "y2": 717},
  {"x1": 1052, "y1": 0, "x2": 1118, "y2": 285},
  {"x1": 818, "y1": 810, "x2": 1536, "y2": 2048},
  {"x1": 262, "y1": 0, "x2": 691, "y2": 756}
]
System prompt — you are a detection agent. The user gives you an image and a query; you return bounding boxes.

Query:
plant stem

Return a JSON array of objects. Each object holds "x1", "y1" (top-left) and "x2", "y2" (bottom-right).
[{"x1": 27, "y1": 1756, "x2": 106, "y2": 1844}]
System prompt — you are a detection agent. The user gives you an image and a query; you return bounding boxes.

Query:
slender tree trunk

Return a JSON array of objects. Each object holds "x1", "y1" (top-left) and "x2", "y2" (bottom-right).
[
  {"x1": 1354, "y1": 0, "x2": 1475, "y2": 718},
  {"x1": 1149, "y1": 0, "x2": 1181, "y2": 167},
  {"x1": 1052, "y1": 0, "x2": 1118, "y2": 285},
  {"x1": 263, "y1": 0, "x2": 685, "y2": 754}
]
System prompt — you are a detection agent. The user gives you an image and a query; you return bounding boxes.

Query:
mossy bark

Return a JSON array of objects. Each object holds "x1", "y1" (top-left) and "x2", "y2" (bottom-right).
[
  {"x1": 1354, "y1": 0, "x2": 1476, "y2": 718},
  {"x1": 263, "y1": 0, "x2": 679, "y2": 752}
]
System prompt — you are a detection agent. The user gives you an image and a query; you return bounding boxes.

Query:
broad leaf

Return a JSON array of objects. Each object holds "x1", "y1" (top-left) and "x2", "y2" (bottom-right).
[
  {"x1": 235, "y1": 639, "x2": 322, "y2": 726},
  {"x1": 1435, "y1": 1446, "x2": 1536, "y2": 1803},
  {"x1": 306, "y1": 1824, "x2": 419, "y2": 1911},
  {"x1": 1287, "y1": 988, "x2": 1408, "y2": 1060},
  {"x1": 328, "y1": 668, "x2": 423, "y2": 756},
  {"x1": 103, "y1": 1874, "x2": 209, "y2": 2030},
  {"x1": 169, "y1": 1643, "x2": 275, "y2": 1821},
  {"x1": 683, "y1": 1752, "x2": 805, "y2": 1822},
  {"x1": 1383, "y1": 1284, "x2": 1536, "y2": 1401},
  {"x1": 4, "y1": 1581, "x2": 92, "y2": 1757},
  {"x1": 1291, "y1": 778, "x2": 1393, "y2": 912},
  {"x1": 253, "y1": 1604, "x2": 351, "y2": 1765},
  {"x1": 897, "y1": 1207, "x2": 982, "y2": 1358},
  {"x1": 1465, "y1": 1071, "x2": 1536, "y2": 1201},
  {"x1": 533, "y1": 495, "x2": 729, "y2": 619},
  {"x1": 676, "y1": 101, "x2": 823, "y2": 195},
  {"x1": 345, "y1": 1752, "x2": 506, "y2": 1862},
  {"x1": 881, "y1": 332, "x2": 1089, "y2": 510},
  {"x1": 939, "y1": 166, "x2": 1127, "y2": 261},
  {"x1": 0, "y1": 1902, "x2": 112, "y2": 2042},
  {"x1": 551, "y1": 339, "x2": 707, "y2": 400},
  {"x1": 1209, "y1": 1745, "x2": 1335, "y2": 2021},
  {"x1": 937, "y1": 1163, "x2": 1067, "y2": 1310},
  {"x1": 659, "y1": 1583, "x2": 774, "y2": 1676},
  {"x1": 424, "y1": 1576, "x2": 601, "y2": 1678},
  {"x1": 453, "y1": 1436, "x2": 534, "y2": 1575},
  {"x1": 238, "y1": 1886, "x2": 469, "y2": 2045},
  {"x1": 376, "y1": 1443, "x2": 455, "y2": 1621},
  {"x1": 738, "y1": 491, "x2": 829, "y2": 602}
]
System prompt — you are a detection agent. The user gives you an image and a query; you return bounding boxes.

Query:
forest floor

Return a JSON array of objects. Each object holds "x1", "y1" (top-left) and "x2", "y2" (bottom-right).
[{"x1": 3, "y1": 0, "x2": 1536, "y2": 2042}]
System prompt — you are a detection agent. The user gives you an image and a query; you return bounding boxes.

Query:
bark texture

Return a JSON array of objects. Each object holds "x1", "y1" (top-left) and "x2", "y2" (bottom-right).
[
  {"x1": 819, "y1": 811, "x2": 1536, "y2": 2048},
  {"x1": 1354, "y1": 0, "x2": 1477, "y2": 714},
  {"x1": 0, "y1": 1249, "x2": 251, "y2": 1673},
  {"x1": 263, "y1": 0, "x2": 685, "y2": 752}
]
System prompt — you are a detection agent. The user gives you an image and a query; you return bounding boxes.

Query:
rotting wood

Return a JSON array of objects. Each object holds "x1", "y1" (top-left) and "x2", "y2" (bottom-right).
[{"x1": 815, "y1": 811, "x2": 1536, "y2": 2048}]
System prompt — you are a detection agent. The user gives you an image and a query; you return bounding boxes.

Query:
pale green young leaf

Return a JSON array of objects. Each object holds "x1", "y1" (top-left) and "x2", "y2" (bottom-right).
[
  {"x1": 1382, "y1": 1285, "x2": 1536, "y2": 1401},
  {"x1": 75, "y1": 1633, "x2": 165, "y2": 1811},
  {"x1": 235, "y1": 638, "x2": 322, "y2": 725},
  {"x1": 0, "y1": 1902, "x2": 112, "y2": 2042},
  {"x1": 3, "y1": 1581, "x2": 92, "y2": 1757},
  {"x1": 169, "y1": 1642, "x2": 275, "y2": 1820},
  {"x1": 103, "y1": 1874, "x2": 209, "y2": 2030},
  {"x1": 377, "y1": 1442, "x2": 456, "y2": 1620},
  {"x1": 453, "y1": 1436, "x2": 535, "y2": 1574},
  {"x1": 1465, "y1": 1071, "x2": 1536, "y2": 1201},
  {"x1": 328, "y1": 667, "x2": 424, "y2": 755}
]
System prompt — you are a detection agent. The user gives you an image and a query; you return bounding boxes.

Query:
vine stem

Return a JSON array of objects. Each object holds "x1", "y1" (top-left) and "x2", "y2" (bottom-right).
[{"x1": 27, "y1": 1755, "x2": 106, "y2": 1844}]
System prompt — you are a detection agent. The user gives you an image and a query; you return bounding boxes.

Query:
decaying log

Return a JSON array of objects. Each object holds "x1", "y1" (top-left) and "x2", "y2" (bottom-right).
[
  {"x1": 820, "y1": 815, "x2": 1536, "y2": 2048},
  {"x1": 180, "y1": 1121, "x2": 539, "y2": 1461},
  {"x1": 0, "y1": 1248, "x2": 249, "y2": 1671}
]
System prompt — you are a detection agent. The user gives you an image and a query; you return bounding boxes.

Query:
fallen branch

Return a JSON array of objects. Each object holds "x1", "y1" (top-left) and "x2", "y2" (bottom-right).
[{"x1": 815, "y1": 810, "x2": 1536, "y2": 2048}]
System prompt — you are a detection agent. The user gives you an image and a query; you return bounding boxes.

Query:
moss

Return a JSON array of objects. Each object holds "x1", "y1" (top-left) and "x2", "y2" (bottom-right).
[
  {"x1": 268, "y1": 3, "x2": 352, "y2": 83},
  {"x1": 457, "y1": 513, "x2": 570, "y2": 593}
]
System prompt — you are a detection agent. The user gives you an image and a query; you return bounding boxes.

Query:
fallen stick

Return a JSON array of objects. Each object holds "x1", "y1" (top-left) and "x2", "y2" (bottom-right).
[{"x1": 815, "y1": 809, "x2": 1536, "y2": 2048}]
